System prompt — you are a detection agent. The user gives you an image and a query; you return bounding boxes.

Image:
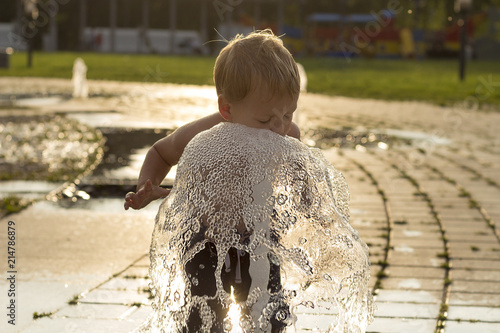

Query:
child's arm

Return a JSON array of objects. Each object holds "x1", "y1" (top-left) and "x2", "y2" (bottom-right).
[{"x1": 124, "y1": 113, "x2": 225, "y2": 210}]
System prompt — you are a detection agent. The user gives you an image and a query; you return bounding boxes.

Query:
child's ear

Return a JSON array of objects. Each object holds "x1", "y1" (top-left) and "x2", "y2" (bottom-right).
[{"x1": 218, "y1": 95, "x2": 232, "y2": 121}]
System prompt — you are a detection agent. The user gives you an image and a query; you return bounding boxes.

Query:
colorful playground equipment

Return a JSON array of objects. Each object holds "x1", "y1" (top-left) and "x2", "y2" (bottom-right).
[{"x1": 279, "y1": 10, "x2": 495, "y2": 60}]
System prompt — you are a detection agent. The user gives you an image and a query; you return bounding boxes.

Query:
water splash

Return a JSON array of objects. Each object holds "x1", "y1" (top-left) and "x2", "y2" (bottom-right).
[
  {"x1": 135, "y1": 123, "x2": 374, "y2": 332},
  {"x1": 0, "y1": 116, "x2": 103, "y2": 181},
  {"x1": 72, "y1": 57, "x2": 89, "y2": 99}
]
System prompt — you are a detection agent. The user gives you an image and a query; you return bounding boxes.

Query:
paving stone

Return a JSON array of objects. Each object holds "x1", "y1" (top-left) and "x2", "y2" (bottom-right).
[
  {"x1": 368, "y1": 254, "x2": 387, "y2": 264},
  {"x1": 445, "y1": 321, "x2": 500, "y2": 333},
  {"x1": 447, "y1": 305, "x2": 500, "y2": 322},
  {"x1": 390, "y1": 212, "x2": 435, "y2": 221},
  {"x1": 125, "y1": 305, "x2": 153, "y2": 322},
  {"x1": 389, "y1": 252, "x2": 444, "y2": 267},
  {"x1": 439, "y1": 212, "x2": 483, "y2": 220},
  {"x1": 363, "y1": 237, "x2": 387, "y2": 246},
  {"x1": 55, "y1": 303, "x2": 133, "y2": 319},
  {"x1": 294, "y1": 314, "x2": 338, "y2": 331},
  {"x1": 23, "y1": 317, "x2": 140, "y2": 333},
  {"x1": 452, "y1": 259, "x2": 500, "y2": 270},
  {"x1": 393, "y1": 240, "x2": 443, "y2": 249},
  {"x1": 390, "y1": 243, "x2": 442, "y2": 265},
  {"x1": 391, "y1": 247, "x2": 442, "y2": 257},
  {"x1": 368, "y1": 245, "x2": 388, "y2": 255},
  {"x1": 391, "y1": 229, "x2": 442, "y2": 238},
  {"x1": 374, "y1": 301, "x2": 439, "y2": 319},
  {"x1": 389, "y1": 208, "x2": 433, "y2": 217},
  {"x1": 438, "y1": 216, "x2": 484, "y2": 222},
  {"x1": 99, "y1": 277, "x2": 150, "y2": 291},
  {"x1": 350, "y1": 205, "x2": 387, "y2": 212},
  {"x1": 382, "y1": 277, "x2": 443, "y2": 291},
  {"x1": 450, "y1": 249, "x2": 500, "y2": 260},
  {"x1": 366, "y1": 317, "x2": 436, "y2": 333},
  {"x1": 387, "y1": 201, "x2": 429, "y2": 208},
  {"x1": 133, "y1": 256, "x2": 151, "y2": 267},
  {"x1": 350, "y1": 195, "x2": 385, "y2": 203},
  {"x1": 449, "y1": 292, "x2": 500, "y2": 307},
  {"x1": 448, "y1": 236, "x2": 500, "y2": 246},
  {"x1": 451, "y1": 280, "x2": 500, "y2": 293},
  {"x1": 452, "y1": 268, "x2": 500, "y2": 281},
  {"x1": 385, "y1": 266, "x2": 444, "y2": 279},
  {"x1": 375, "y1": 289, "x2": 441, "y2": 303},
  {"x1": 447, "y1": 233, "x2": 499, "y2": 242},
  {"x1": 445, "y1": 224, "x2": 494, "y2": 234},
  {"x1": 120, "y1": 266, "x2": 150, "y2": 279},
  {"x1": 80, "y1": 289, "x2": 150, "y2": 306},
  {"x1": 352, "y1": 226, "x2": 388, "y2": 236}
]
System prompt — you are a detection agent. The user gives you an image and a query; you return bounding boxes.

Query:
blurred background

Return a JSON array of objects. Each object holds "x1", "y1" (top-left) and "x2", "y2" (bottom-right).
[
  {"x1": 1, "y1": 0, "x2": 499, "y2": 107},
  {"x1": 1, "y1": 0, "x2": 499, "y2": 59}
]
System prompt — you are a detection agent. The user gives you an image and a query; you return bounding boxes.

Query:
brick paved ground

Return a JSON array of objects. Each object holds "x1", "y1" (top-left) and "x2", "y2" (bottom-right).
[{"x1": 1, "y1": 78, "x2": 499, "y2": 332}]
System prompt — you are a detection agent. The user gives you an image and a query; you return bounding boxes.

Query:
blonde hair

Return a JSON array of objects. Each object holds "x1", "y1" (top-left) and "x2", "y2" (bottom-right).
[{"x1": 214, "y1": 29, "x2": 300, "y2": 103}]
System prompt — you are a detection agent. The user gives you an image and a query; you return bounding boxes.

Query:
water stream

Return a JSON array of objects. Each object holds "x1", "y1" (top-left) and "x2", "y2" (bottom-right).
[{"x1": 136, "y1": 123, "x2": 374, "y2": 333}]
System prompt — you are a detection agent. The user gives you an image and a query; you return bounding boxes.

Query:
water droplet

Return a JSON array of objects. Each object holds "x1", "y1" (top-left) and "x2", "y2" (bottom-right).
[
  {"x1": 299, "y1": 237, "x2": 307, "y2": 245},
  {"x1": 223, "y1": 318, "x2": 233, "y2": 331},
  {"x1": 199, "y1": 264, "x2": 205, "y2": 269},
  {"x1": 277, "y1": 193, "x2": 287, "y2": 205},
  {"x1": 275, "y1": 309, "x2": 287, "y2": 321},
  {"x1": 268, "y1": 252, "x2": 280, "y2": 265},
  {"x1": 323, "y1": 273, "x2": 332, "y2": 281},
  {"x1": 304, "y1": 301, "x2": 315, "y2": 308},
  {"x1": 192, "y1": 277, "x2": 199, "y2": 286}
]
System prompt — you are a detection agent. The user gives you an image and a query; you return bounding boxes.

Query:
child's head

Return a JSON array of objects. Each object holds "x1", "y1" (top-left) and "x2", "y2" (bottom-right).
[
  {"x1": 214, "y1": 29, "x2": 300, "y2": 103},
  {"x1": 214, "y1": 29, "x2": 300, "y2": 135}
]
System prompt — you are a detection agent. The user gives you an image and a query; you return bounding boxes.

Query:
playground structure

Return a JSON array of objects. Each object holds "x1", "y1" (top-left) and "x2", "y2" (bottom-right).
[
  {"x1": 279, "y1": 10, "x2": 493, "y2": 60},
  {"x1": 277, "y1": 6, "x2": 500, "y2": 61}
]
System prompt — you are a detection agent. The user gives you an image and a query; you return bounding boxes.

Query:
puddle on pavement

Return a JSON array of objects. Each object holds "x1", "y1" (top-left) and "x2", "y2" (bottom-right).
[
  {"x1": 304, "y1": 126, "x2": 450, "y2": 150},
  {"x1": 379, "y1": 128, "x2": 451, "y2": 145},
  {"x1": 304, "y1": 126, "x2": 401, "y2": 150},
  {"x1": 0, "y1": 180, "x2": 62, "y2": 200},
  {"x1": 90, "y1": 127, "x2": 170, "y2": 181},
  {"x1": 0, "y1": 93, "x2": 121, "y2": 109},
  {"x1": 0, "y1": 93, "x2": 69, "y2": 107},
  {"x1": 66, "y1": 112, "x2": 180, "y2": 130},
  {"x1": 39, "y1": 197, "x2": 162, "y2": 214},
  {"x1": 58, "y1": 127, "x2": 175, "y2": 207}
]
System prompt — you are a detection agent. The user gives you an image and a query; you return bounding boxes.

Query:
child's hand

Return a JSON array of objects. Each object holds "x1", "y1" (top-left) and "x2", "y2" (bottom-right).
[{"x1": 124, "y1": 179, "x2": 171, "y2": 210}]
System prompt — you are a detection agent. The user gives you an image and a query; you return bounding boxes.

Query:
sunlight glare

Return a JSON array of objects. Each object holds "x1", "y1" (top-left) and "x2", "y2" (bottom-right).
[{"x1": 227, "y1": 286, "x2": 242, "y2": 333}]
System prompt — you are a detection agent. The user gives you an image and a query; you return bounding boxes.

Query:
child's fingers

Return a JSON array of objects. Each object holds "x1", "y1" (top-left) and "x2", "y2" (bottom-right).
[{"x1": 124, "y1": 192, "x2": 136, "y2": 210}]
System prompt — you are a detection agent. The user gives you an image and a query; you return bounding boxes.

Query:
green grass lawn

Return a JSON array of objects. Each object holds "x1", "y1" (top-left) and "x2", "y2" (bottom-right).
[{"x1": 2, "y1": 52, "x2": 500, "y2": 108}]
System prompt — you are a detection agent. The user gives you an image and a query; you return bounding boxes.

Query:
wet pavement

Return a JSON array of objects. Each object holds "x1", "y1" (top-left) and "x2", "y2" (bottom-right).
[{"x1": 0, "y1": 77, "x2": 499, "y2": 332}]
